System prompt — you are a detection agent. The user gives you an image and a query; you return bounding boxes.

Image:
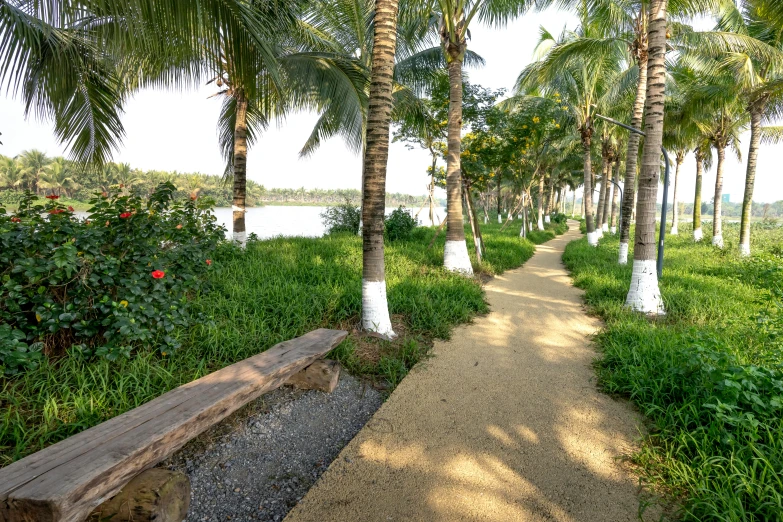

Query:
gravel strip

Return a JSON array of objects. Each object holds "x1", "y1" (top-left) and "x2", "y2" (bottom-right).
[{"x1": 163, "y1": 374, "x2": 382, "y2": 522}]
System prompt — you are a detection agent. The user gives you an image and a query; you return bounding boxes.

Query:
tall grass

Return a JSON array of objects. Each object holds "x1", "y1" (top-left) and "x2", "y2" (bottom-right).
[
  {"x1": 563, "y1": 221, "x2": 783, "y2": 521},
  {"x1": 0, "y1": 220, "x2": 559, "y2": 465}
]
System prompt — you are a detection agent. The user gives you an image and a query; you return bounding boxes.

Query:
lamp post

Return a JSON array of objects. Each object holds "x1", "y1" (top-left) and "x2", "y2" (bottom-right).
[{"x1": 594, "y1": 113, "x2": 671, "y2": 278}]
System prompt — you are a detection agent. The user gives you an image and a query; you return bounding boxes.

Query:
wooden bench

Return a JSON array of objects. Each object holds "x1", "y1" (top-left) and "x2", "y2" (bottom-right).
[{"x1": 0, "y1": 328, "x2": 348, "y2": 522}]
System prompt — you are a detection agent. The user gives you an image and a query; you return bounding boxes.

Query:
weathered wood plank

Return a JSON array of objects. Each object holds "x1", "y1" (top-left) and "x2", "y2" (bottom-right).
[
  {"x1": 0, "y1": 329, "x2": 347, "y2": 522},
  {"x1": 87, "y1": 468, "x2": 190, "y2": 522}
]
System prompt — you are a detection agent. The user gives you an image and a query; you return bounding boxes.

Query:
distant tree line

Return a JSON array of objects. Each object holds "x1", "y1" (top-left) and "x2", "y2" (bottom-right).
[{"x1": 0, "y1": 151, "x2": 436, "y2": 208}]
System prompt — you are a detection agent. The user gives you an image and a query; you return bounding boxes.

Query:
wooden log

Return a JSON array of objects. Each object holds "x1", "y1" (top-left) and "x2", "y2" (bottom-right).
[
  {"x1": 285, "y1": 360, "x2": 341, "y2": 393},
  {"x1": 87, "y1": 469, "x2": 190, "y2": 522},
  {"x1": 0, "y1": 329, "x2": 348, "y2": 522}
]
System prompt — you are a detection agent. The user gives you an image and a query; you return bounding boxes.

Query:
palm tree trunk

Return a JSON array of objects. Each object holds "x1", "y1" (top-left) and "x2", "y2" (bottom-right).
[
  {"x1": 625, "y1": 0, "x2": 667, "y2": 315},
  {"x1": 429, "y1": 152, "x2": 437, "y2": 226},
  {"x1": 545, "y1": 181, "x2": 554, "y2": 223},
  {"x1": 602, "y1": 165, "x2": 613, "y2": 230},
  {"x1": 537, "y1": 173, "x2": 545, "y2": 230},
  {"x1": 693, "y1": 148, "x2": 704, "y2": 241},
  {"x1": 670, "y1": 155, "x2": 683, "y2": 235},
  {"x1": 610, "y1": 160, "x2": 620, "y2": 232},
  {"x1": 520, "y1": 193, "x2": 528, "y2": 238},
  {"x1": 444, "y1": 56, "x2": 472, "y2": 274},
  {"x1": 232, "y1": 91, "x2": 249, "y2": 247},
  {"x1": 712, "y1": 145, "x2": 726, "y2": 248},
  {"x1": 583, "y1": 131, "x2": 598, "y2": 245},
  {"x1": 739, "y1": 104, "x2": 762, "y2": 256},
  {"x1": 360, "y1": 0, "x2": 399, "y2": 338},
  {"x1": 571, "y1": 190, "x2": 577, "y2": 217},
  {"x1": 496, "y1": 172, "x2": 502, "y2": 223},
  {"x1": 463, "y1": 182, "x2": 482, "y2": 263},
  {"x1": 618, "y1": 39, "x2": 649, "y2": 264}
]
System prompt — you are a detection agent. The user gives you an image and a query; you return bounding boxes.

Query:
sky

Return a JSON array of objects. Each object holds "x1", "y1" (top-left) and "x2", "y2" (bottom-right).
[{"x1": 0, "y1": 8, "x2": 780, "y2": 203}]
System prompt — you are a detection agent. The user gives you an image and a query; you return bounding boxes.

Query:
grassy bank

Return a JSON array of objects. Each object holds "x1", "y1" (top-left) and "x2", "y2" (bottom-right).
[
  {"x1": 563, "y1": 222, "x2": 783, "y2": 520},
  {"x1": 0, "y1": 219, "x2": 565, "y2": 465}
]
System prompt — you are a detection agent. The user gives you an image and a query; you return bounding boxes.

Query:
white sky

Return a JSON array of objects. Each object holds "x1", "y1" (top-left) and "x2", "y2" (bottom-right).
[{"x1": 0, "y1": 8, "x2": 780, "y2": 203}]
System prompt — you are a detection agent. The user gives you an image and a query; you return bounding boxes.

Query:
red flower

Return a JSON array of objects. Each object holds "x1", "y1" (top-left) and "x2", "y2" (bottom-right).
[
  {"x1": 119, "y1": 212, "x2": 132, "y2": 219},
  {"x1": 151, "y1": 270, "x2": 165, "y2": 279},
  {"x1": 206, "y1": 259, "x2": 212, "y2": 266},
  {"x1": 176, "y1": 224, "x2": 183, "y2": 230},
  {"x1": 119, "y1": 183, "x2": 124, "y2": 188},
  {"x1": 48, "y1": 208, "x2": 65, "y2": 215},
  {"x1": 46, "y1": 195, "x2": 59, "y2": 200},
  {"x1": 10, "y1": 217, "x2": 21, "y2": 223},
  {"x1": 189, "y1": 193, "x2": 197, "y2": 201},
  {"x1": 86, "y1": 220, "x2": 91, "y2": 225},
  {"x1": 68, "y1": 206, "x2": 74, "y2": 212}
]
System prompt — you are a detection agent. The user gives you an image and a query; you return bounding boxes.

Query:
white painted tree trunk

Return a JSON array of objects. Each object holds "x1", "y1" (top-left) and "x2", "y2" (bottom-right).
[
  {"x1": 671, "y1": 224, "x2": 678, "y2": 235},
  {"x1": 545, "y1": 215, "x2": 551, "y2": 223},
  {"x1": 712, "y1": 234, "x2": 724, "y2": 249},
  {"x1": 361, "y1": 280, "x2": 396, "y2": 339},
  {"x1": 498, "y1": 214, "x2": 502, "y2": 223},
  {"x1": 233, "y1": 230, "x2": 247, "y2": 248},
  {"x1": 610, "y1": 226, "x2": 616, "y2": 234},
  {"x1": 444, "y1": 240, "x2": 473, "y2": 275},
  {"x1": 618, "y1": 242, "x2": 629, "y2": 264},
  {"x1": 537, "y1": 217, "x2": 544, "y2": 230},
  {"x1": 587, "y1": 231, "x2": 599, "y2": 246},
  {"x1": 625, "y1": 260, "x2": 665, "y2": 315},
  {"x1": 693, "y1": 227, "x2": 703, "y2": 242},
  {"x1": 601, "y1": 222, "x2": 608, "y2": 232},
  {"x1": 739, "y1": 242, "x2": 750, "y2": 257}
]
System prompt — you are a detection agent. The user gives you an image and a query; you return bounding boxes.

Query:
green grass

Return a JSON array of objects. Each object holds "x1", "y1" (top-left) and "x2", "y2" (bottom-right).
[
  {"x1": 0, "y1": 220, "x2": 563, "y2": 465},
  {"x1": 563, "y1": 221, "x2": 783, "y2": 521}
]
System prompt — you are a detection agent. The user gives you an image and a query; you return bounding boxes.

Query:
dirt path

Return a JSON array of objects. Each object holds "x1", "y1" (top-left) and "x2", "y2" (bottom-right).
[{"x1": 286, "y1": 223, "x2": 653, "y2": 522}]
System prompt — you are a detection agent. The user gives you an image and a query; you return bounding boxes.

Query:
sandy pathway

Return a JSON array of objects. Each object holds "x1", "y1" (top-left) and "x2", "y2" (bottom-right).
[{"x1": 286, "y1": 223, "x2": 651, "y2": 522}]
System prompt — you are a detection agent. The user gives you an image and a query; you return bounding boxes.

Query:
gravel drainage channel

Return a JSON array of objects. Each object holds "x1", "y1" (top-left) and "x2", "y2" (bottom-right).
[{"x1": 161, "y1": 373, "x2": 382, "y2": 522}]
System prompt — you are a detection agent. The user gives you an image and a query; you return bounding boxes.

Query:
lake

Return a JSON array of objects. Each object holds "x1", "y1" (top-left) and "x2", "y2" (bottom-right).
[{"x1": 210, "y1": 206, "x2": 448, "y2": 240}]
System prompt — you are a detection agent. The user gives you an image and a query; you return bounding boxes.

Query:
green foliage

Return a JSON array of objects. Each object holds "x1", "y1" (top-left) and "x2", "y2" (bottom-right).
[
  {"x1": 320, "y1": 200, "x2": 361, "y2": 235},
  {"x1": 0, "y1": 184, "x2": 224, "y2": 375},
  {"x1": 384, "y1": 206, "x2": 417, "y2": 241},
  {"x1": 563, "y1": 223, "x2": 783, "y2": 520},
  {"x1": 0, "y1": 220, "x2": 543, "y2": 464}
]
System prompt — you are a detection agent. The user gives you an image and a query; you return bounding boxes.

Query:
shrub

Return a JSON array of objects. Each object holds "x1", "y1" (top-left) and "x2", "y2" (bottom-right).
[
  {"x1": 0, "y1": 184, "x2": 224, "y2": 374},
  {"x1": 551, "y1": 212, "x2": 567, "y2": 225},
  {"x1": 320, "y1": 200, "x2": 361, "y2": 235},
  {"x1": 385, "y1": 206, "x2": 417, "y2": 241}
]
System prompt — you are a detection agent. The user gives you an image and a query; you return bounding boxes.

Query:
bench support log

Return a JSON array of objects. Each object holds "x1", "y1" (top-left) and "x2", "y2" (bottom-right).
[
  {"x1": 286, "y1": 360, "x2": 341, "y2": 393},
  {"x1": 87, "y1": 469, "x2": 190, "y2": 522}
]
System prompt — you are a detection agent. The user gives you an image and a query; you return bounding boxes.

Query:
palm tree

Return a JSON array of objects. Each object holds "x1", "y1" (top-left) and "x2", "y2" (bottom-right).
[
  {"x1": 1, "y1": 1, "x2": 298, "y2": 167},
  {"x1": 360, "y1": 0, "x2": 400, "y2": 339},
  {"x1": 691, "y1": 144, "x2": 710, "y2": 241},
  {"x1": 516, "y1": 20, "x2": 625, "y2": 247},
  {"x1": 38, "y1": 158, "x2": 80, "y2": 197},
  {"x1": 17, "y1": 150, "x2": 52, "y2": 194},
  {"x1": 0, "y1": 156, "x2": 24, "y2": 190},
  {"x1": 714, "y1": 0, "x2": 783, "y2": 256},
  {"x1": 624, "y1": 0, "x2": 667, "y2": 315},
  {"x1": 436, "y1": 0, "x2": 533, "y2": 274}
]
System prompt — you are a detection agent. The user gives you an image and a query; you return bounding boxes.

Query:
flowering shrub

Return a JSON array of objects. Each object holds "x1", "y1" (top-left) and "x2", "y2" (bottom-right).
[{"x1": 0, "y1": 183, "x2": 225, "y2": 374}]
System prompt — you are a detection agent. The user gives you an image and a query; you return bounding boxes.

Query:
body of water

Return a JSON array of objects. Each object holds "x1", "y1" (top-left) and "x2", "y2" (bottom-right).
[
  {"x1": 76, "y1": 205, "x2": 447, "y2": 240},
  {"x1": 211, "y1": 206, "x2": 447, "y2": 240}
]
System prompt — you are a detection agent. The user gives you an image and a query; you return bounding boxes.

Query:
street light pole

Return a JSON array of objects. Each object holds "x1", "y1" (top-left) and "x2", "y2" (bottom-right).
[{"x1": 594, "y1": 113, "x2": 670, "y2": 278}]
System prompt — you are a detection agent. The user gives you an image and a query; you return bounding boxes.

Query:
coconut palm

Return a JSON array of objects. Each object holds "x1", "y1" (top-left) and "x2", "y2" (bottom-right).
[
  {"x1": 435, "y1": 0, "x2": 536, "y2": 274},
  {"x1": 1, "y1": 1, "x2": 300, "y2": 167},
  {"x1": 713, "y1": 0, "x2": 783, "y2": 256},
  {"x1": 17, "y1": 149, "x2": 52, "y2": 194},
  {"x1": 0, "y1": 156, "x2": 24, "y2": 190},
  {"x1": 516, "y1": 18, "x2": 627, "y2": 247},
  {"x1": 38, "y1": 157, "x2": 80, "y2": 197},
  {"x1": 624, "y1": 0, "x2": 668, "y2": 315},
  {"x1": 358, "y1": 0, "x2": 401, "y2": 339}
]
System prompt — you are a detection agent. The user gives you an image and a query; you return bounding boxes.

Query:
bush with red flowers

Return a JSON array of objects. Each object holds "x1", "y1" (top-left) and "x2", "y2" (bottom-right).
[{"x1": 0, "y1": 183, "x2": 224, "y2": 373}]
